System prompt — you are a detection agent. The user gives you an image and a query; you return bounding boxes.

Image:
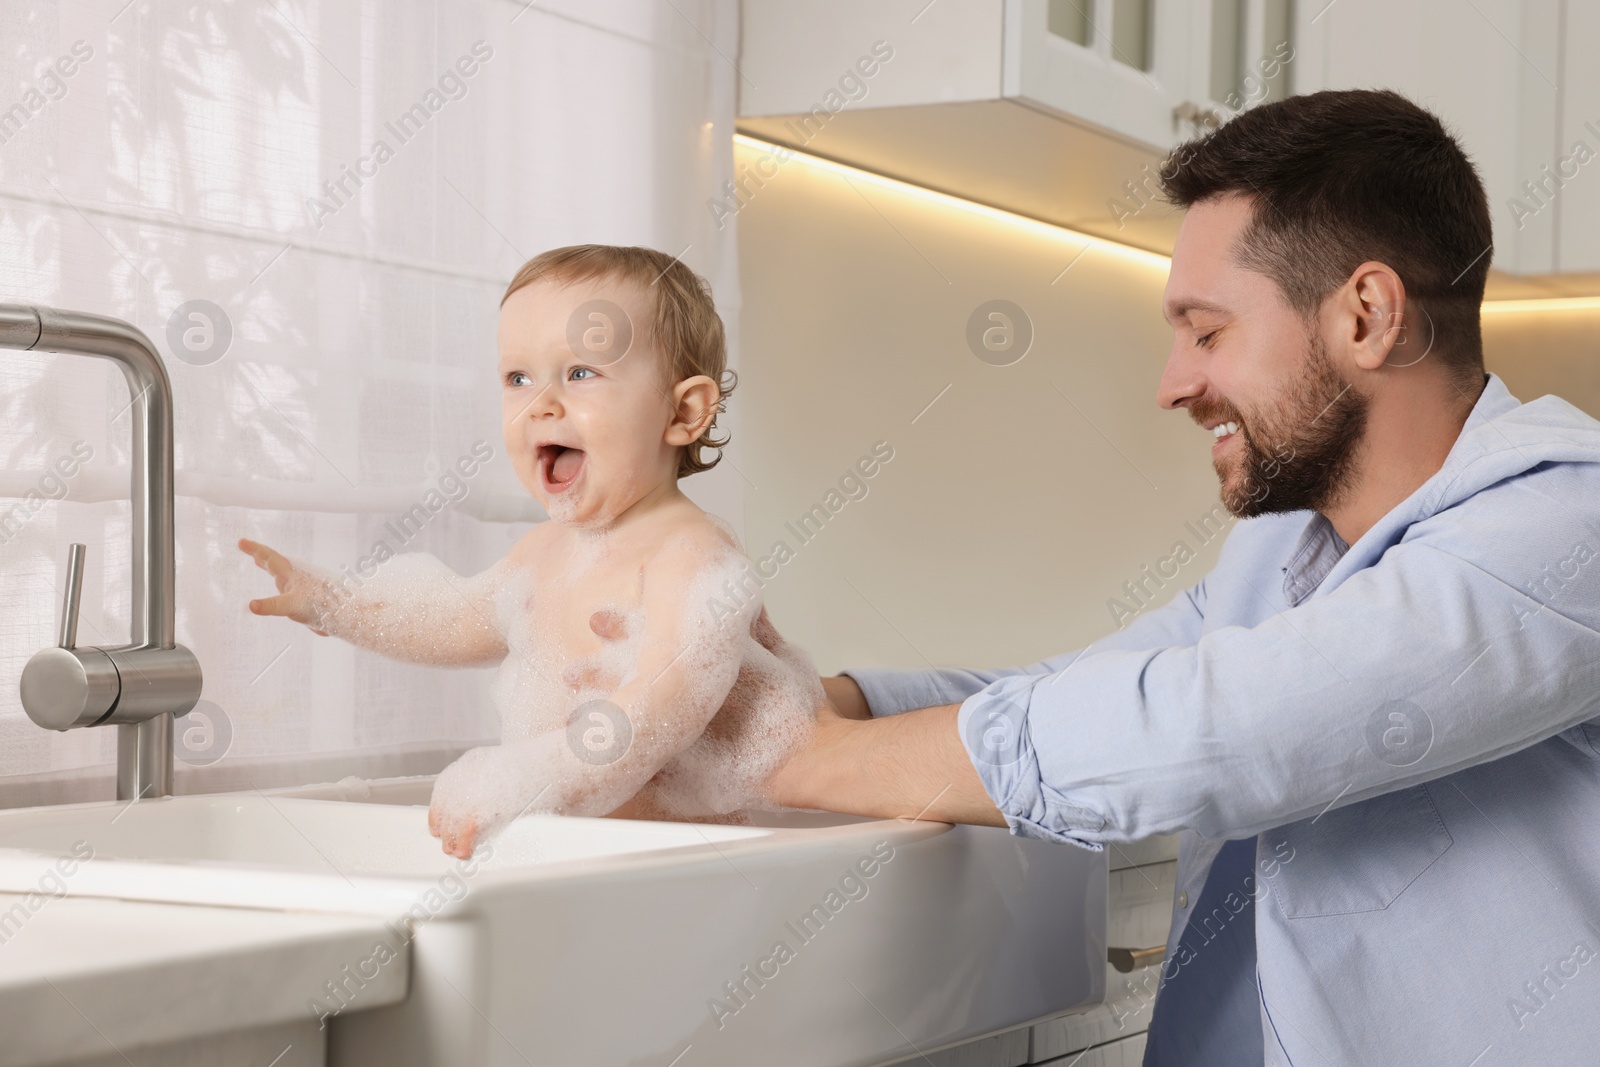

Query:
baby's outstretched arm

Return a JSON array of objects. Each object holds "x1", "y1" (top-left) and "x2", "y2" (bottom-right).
[
  {"x1": 239, "y1": 538, "x2": 509, "y2": 668},
  {"x1": 429, "y1": 535, "x2": 753, "y2": 856}
]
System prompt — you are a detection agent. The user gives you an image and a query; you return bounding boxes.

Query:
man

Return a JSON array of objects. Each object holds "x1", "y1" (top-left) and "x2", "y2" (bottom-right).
[{"x1": 767, "y1": 89, "x2": 1600, "y2": 1065}]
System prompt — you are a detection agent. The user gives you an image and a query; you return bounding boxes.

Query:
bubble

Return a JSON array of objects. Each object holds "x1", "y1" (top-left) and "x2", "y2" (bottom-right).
[
  {"x1": 543, "y1": 489, "x2": 581, "y2": 526},
  {"x1": 174, "y1": 698, "x2": 232, "y2": 766},
  {"x1": 565, "y1": 298, "x2": 632, "y2": 366},
  {"x1": 965, "y1": 299, "x2": 1032, "y2": 367},
  {"x1": 565, "y1": 699, "x2": 632, "y2": 765},
  {"x1": 1365, "y1": 699, "x2": 1433, "y2": 767},
  {"x1": 165, "y1": 299, "x2": 233, "y2": 366}
]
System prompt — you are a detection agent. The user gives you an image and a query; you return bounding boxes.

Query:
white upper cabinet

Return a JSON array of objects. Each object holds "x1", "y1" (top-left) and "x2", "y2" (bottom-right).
[
  {"x1": 736, "y1": 1, "x2": 1008, "y2": 116},
  {"x1": 1008, "y1": 0, "x2": 1296, "y2": 150},
  {"x1": 1553, "y1": 0, "x2": 1600, "y2": 274},
  {"x1": 739, "y1": 0, "x2": 1298, "y2": 153},
  {"x1": 739, "y1": 0, "x2": 1596, "y2": 279},
  {"x1": 1004, "y1": 0, "x2": 1198, "y2": 150},
  {"x1": 1292, "y1": 0, "x2": 1599, "y2": 279},
  {"x1": 737, "y1": 0, "x2": 1300, "y2": 254}
]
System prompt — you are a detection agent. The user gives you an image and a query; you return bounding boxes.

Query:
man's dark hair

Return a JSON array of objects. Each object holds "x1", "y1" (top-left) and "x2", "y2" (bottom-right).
[{"x1": 1160, "y1": 89, "x2": 1491, "y2": 384}]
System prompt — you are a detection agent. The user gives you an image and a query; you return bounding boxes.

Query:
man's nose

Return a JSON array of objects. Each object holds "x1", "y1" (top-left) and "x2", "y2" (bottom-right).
[{"x1": 1157, "y1": 339, "x2": 1206, "y2": 412}]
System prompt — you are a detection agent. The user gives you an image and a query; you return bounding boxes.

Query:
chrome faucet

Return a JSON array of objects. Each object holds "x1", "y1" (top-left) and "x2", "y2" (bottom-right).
[{"x1": 1, "y1": 303, "x2": 202, "y2": 801}]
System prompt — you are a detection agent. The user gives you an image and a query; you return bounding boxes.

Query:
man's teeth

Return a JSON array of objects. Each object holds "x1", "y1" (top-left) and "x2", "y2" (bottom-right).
[{"x1": 1213, "y1": 421, "x2": 1240, "y2": 439}]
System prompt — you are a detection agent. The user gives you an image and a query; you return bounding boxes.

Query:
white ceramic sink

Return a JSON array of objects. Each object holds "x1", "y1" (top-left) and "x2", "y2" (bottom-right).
[
  {"x1": 0, "y1": 781, "x2": 1107, "y2": 1067},
  {"x1": 0, "y1": 793, "x2": 770, "y2": 915}
]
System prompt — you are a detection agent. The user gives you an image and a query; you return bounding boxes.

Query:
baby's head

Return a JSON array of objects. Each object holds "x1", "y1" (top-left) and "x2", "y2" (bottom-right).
[{"x1": 497, "y1": 245, "x2": 734, "y2": 528}]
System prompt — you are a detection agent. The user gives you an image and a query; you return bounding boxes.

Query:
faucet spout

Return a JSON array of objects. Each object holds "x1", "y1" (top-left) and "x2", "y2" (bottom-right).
[{"x1": 1, "y1": 303, "x2": 201, "y2": 800}]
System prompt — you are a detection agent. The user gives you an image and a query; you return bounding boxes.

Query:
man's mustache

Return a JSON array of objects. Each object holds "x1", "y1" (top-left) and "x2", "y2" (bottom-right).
[{"x1": 1190, "y1": 395, "x2": 1245, "y2": 430}]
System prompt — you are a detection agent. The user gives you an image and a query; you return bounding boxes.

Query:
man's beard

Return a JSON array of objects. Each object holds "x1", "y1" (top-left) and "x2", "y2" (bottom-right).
[{"x1": 1202, "y1": 332, "x2": 1369, "y2": 519}]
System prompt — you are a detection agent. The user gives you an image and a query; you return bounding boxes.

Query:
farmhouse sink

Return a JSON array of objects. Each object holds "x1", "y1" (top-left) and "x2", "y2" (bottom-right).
[{"x1": 0, "y1": 783, "x2": 1107, "y2": 1066}]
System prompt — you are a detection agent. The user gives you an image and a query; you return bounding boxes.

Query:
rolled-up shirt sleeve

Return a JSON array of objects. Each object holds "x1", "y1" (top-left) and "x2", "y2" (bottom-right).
[{"x1": 961, "y1": 537, "x2": 1600, "y2": 848}]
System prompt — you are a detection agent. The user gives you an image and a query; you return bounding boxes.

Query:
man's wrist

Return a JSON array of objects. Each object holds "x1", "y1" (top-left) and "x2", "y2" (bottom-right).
[
  {"x1": 766, "y1": 703, "x2": 849, "y2": 811},
  {"x1": 768, "y1": 698, "x2": 1007, "y2": 827}
]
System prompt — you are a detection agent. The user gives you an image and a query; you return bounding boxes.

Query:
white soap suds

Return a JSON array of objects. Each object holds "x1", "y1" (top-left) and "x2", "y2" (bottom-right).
[
  {"x1": 426, "y1": 526, "x2": 822, "y2": 852},
  {"x1": 274, "y1": 520, "x2": 822, "y2": 854},
  {"x1": 294, "y1": 552, "x2": 511, "y2": 668}
]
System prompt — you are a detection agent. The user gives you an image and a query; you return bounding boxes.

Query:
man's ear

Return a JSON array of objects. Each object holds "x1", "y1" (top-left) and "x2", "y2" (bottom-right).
[
  {"x1": 1339, "y1": 261, "x2": 1410, "y2": 371},
  {"x1": 664, "y1": 374, "x2": 720, "y2": 446}
]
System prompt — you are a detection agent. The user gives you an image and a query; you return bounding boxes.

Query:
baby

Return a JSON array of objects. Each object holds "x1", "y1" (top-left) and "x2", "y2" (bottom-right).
[{"x1": 240, "y1": 244, "x2": 824, "y2": 858}]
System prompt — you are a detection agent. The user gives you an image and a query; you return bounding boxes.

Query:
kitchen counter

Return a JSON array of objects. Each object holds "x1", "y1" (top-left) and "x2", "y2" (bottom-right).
[{"x1": 0, "y1": 892, "x2": 408, "y2": 1067}]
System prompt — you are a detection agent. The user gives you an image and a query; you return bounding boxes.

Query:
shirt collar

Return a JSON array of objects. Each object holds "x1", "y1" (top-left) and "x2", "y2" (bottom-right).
[
  {"x1": 1460, "y1": 371, "x2": 1520, "y2": 429},
  {"x1": 1281, "y1": 512, "x2": 1349, "y2": 607}
]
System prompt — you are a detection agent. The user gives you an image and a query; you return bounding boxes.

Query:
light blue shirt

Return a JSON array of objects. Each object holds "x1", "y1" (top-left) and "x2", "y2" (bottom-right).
[{"x1": 846, "y1": 373, "x2": 1600, "y2": 1065}]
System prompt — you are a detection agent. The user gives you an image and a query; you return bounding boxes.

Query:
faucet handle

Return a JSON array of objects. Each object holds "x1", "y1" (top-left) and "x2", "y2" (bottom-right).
[
  {"x1": 22, "y1": 541, "x2": 121, "y2": 731},
  {"x1": 59, "y1": 542, "x2": 86, "y2": 649}
]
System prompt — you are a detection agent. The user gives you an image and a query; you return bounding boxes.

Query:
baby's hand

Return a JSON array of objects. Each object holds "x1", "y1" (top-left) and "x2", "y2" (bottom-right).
[
  {"x1": 238, "y1": 537, "x2": 331, "y2": 636},
  {"x1": 428, "y1": 798, "x2": 481, "y2": 859},
  {"x1": 428, "y1": 743, "x2": 543, "y2": 858}
]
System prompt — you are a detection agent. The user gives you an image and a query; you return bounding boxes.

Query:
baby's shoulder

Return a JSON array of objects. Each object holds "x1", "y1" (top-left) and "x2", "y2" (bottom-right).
[
  {"x1": 648, "y1": 512, "x2": 744, "y2": 573},
  {"x1": 635, "y1": 514, "x2": 755, "y2": 613}
]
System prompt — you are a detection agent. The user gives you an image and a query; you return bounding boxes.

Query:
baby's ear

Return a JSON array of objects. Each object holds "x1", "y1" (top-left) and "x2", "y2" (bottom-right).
[{"x1": 664, "y1": 374, "x2": 720, "y2": 445}]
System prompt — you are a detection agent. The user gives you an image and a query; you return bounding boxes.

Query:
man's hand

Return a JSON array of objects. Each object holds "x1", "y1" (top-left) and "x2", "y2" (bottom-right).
[{"x1": 765, "y1": 686, "x2": 1006, "y2": 828}]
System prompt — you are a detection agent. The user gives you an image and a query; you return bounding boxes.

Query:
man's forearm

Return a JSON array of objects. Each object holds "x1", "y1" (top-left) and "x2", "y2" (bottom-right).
[{"x1": 775, "y1": 701, "x2": 1006, "y2": 827}]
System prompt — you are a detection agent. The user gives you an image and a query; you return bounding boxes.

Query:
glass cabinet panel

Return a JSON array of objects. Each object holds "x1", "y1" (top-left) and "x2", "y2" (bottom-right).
[
  {"x1": 1210, "y1": 0, "x2": 1246, "y2": 104},
  {"x1": 1212, "y1": 0, "x2": 1295, "y2": 109},
  {"x1": 1046, "y1": 0, "x2": 1092, "y2": 45},
  {"x1": 1045, "y1": 0, "x2": 1153, "y2": 72},
  {"x1": 1259, "y1": 0, "x2": 1294, "y2": 102},
  {"x1": 1111, "y1": 0, "x2": 1152, "y2": 71}
]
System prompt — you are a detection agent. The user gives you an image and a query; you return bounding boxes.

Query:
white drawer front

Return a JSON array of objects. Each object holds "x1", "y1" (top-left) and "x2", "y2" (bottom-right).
[{"x1": 1032, "y1": 860, "x2": 1176, "y2": 1059}]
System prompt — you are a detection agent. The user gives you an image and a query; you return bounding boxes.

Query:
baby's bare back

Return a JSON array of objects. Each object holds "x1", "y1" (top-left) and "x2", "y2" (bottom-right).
[{"x1": 627, "y1": 608, "x2": 824, "y2": 820}]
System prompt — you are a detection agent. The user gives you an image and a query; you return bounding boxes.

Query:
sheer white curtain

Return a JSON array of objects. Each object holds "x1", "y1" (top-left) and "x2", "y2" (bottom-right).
[{"x1": 0, "y1": 0, "x2": 743, "y2": 805}]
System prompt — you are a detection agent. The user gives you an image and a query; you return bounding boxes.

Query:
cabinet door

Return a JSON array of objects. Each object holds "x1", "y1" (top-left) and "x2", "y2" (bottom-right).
[
  {"x1": 1004, "y1": 0, "x2": 1196, "y2": 150},
  {"x1": 1555, "y1": 0, "x2": 1600, "y2": 272},
  {"x1": 1004, "y1": 1, "x2": 1299, "y2": 151},
  {"x1": 738, "y1": 0, "x2": 1006, "y2": 118},
  {"x1": 1503, "y1": 0, "x2": 1563, "y2": 275},
  {"x1": 1294, "y1": 0, "x2": 1554, "y2": 274},
  {"x1": 1195, "y1": 0, "x2": 1296, "y2": 115}
]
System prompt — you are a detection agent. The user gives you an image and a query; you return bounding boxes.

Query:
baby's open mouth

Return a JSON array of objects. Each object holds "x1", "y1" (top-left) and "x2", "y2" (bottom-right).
[{"x1": 537, "y1": 444, "x2": 586, "y2": 493}]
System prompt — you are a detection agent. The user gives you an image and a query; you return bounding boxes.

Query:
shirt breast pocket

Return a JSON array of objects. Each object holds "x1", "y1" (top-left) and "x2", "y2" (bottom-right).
[{"x1": 1265, "y1": 784, "x2": 1453, "y2": 919}]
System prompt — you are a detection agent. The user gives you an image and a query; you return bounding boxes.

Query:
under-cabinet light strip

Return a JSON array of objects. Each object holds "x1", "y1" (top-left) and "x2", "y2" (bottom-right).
[
  {"x1": 732, "y1": 133, "x2": 1600, "y2": 316},
  {"x1": 731, "y1": 132, "x2": 1170, "y2": 272},
  {"x1": 1479, "y1": 296, "x2": 1600, "y2": 314}
]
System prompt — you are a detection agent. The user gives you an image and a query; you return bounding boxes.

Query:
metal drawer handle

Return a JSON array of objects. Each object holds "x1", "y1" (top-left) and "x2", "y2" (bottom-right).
[
  {"x1": 1172, "y1": 100, "x2": 1225, "y2": 131},
  {"x1": 1108, "y1": 946, "x2": 1166, "y2": 973}
]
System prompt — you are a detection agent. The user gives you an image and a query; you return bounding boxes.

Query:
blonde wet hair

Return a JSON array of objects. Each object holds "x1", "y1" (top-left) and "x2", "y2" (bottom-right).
[{"x1": 502, "y1": 244, "x2": 735, "y2": 478}]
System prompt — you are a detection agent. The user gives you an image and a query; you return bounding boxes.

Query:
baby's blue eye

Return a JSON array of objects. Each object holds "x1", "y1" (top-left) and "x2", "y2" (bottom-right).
[
  {"x1": 570, "y1": 367, "x2": 596, "y2": 381},
  {"x1": 505, "y1": 371, "x2": 530, "y2": 387}
]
